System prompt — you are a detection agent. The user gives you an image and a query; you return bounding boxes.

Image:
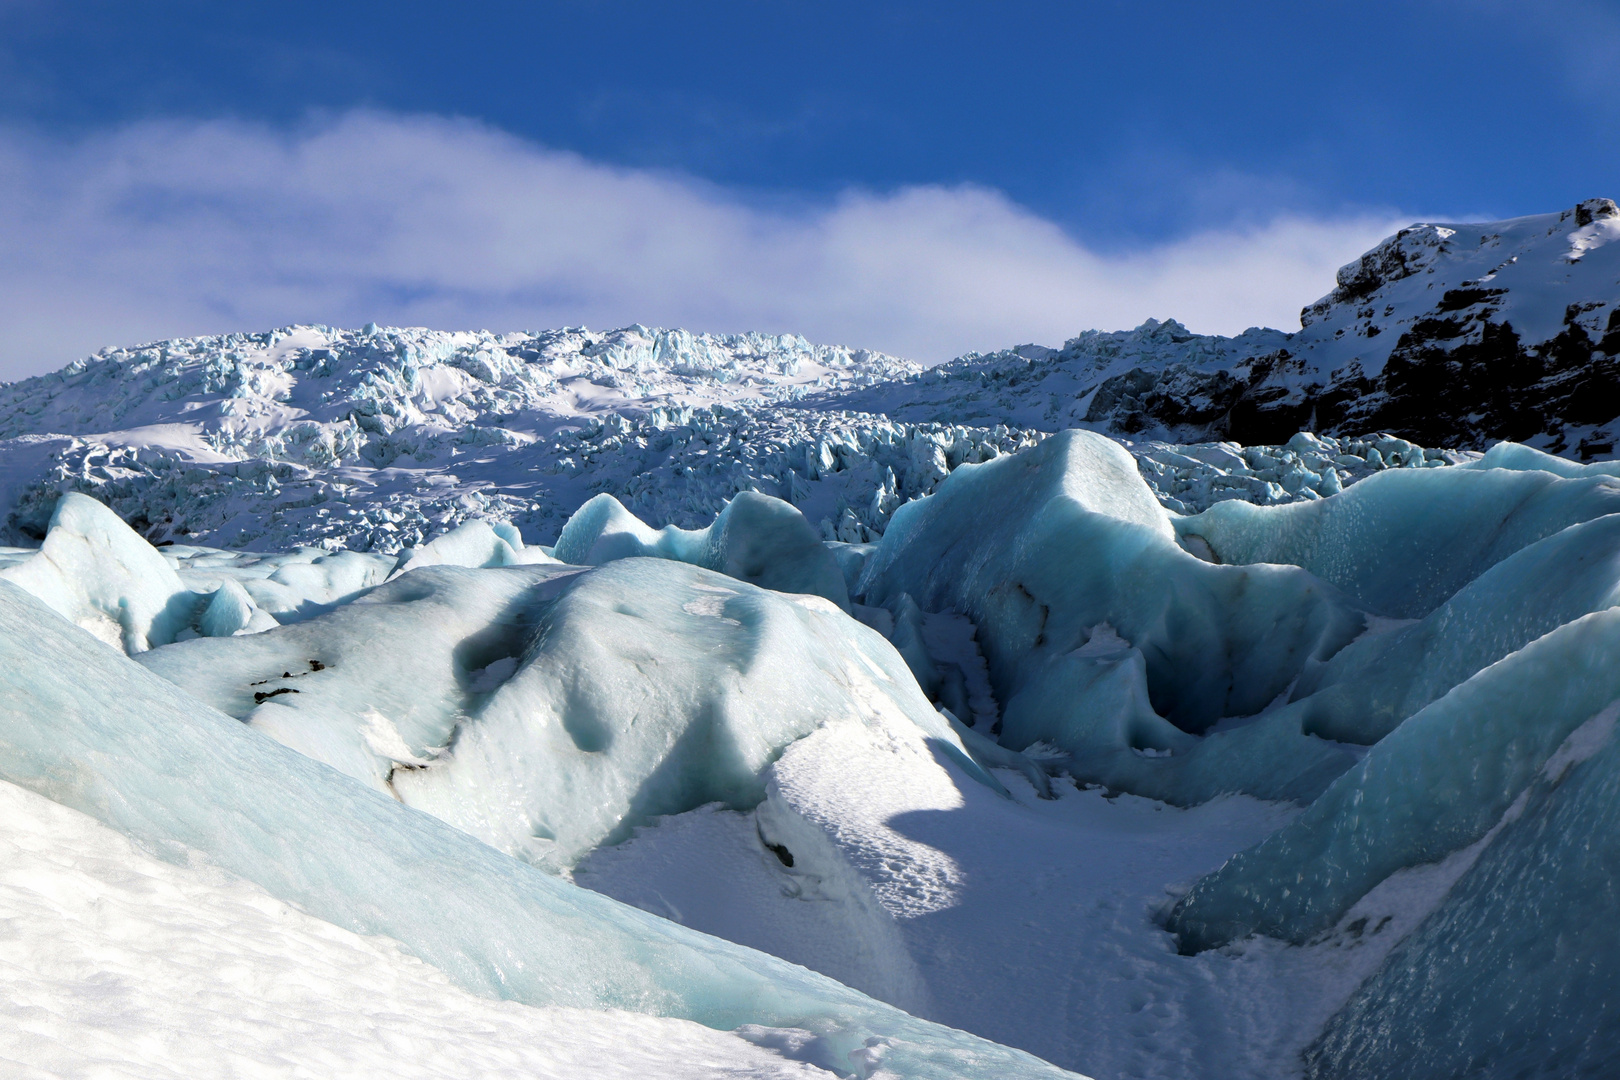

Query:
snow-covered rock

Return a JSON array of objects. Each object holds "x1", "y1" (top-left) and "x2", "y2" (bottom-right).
[{"x1": 824, "y1": 199, "x2": 1620, "y2": 456}]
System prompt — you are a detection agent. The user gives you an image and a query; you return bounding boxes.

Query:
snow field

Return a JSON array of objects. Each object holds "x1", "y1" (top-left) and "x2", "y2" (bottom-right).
[{"x1": 0, "y1": 779, "x2": 840, "y2": 1080}]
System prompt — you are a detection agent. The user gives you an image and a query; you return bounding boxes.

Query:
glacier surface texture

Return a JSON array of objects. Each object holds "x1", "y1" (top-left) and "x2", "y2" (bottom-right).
[{"x1": 5, "y1": 203, "x2": 1620, "y2": 1079}]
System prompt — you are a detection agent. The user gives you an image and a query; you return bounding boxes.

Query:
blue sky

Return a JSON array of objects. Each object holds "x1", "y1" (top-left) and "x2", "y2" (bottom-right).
[{"x1": 0, "y1": 1, "x2": 1615, "y2": 374}]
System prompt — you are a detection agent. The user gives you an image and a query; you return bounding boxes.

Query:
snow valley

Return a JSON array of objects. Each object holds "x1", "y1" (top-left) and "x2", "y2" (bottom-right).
[{"x1": 4, "y1": 201, "x2": 1620, "y2": 1079}]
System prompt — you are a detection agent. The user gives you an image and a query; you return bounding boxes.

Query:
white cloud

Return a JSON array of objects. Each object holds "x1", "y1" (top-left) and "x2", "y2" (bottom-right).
[{"x1": 0, "y1": 111, "x2": 1406, "y2": 379}]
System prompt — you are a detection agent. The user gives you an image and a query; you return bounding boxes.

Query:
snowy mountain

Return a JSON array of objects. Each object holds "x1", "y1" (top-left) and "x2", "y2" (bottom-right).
[{"x1": 826, "y1": 198, "x2": 1620, "y2": 455}]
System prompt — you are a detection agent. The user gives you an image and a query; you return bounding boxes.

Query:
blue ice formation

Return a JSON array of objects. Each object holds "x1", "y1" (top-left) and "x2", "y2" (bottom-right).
[
  {"x1": 1174, "y1": 464, "x2": 1620, "y2": 618},
  {"x1": 0, "y1": 492, "x2": 201, "y2": 652},
  {"x1": 0, "y1": 492, "x2": 400, "y2": 644},
  {"x1": 1461, "y1": 438, "x2": 1620, "y2": 480},
  {"x1": 838, "y1": 431, "x2": 1620, "y2": 1070},
  {"x1": 855, "y1": 431, "x2": 1362, "y2": 728},
  {"x1": 140, "y1": 554, "x2": 998, "y2": 870},
  {"x1": 1282, "y1": 510, "x2": 1620, "y2": 744},
  {"x1": 0, "y1": 579, "x2": 1077, "y2": 1080},
  {"x1": 1167, "y1": 607, "x2": 1620, "y2": 948},
  {"x1": 554, "y1": 490, "x2": 851, "y2": 610},
  {"x1": 391, "y1": 517, "x2": 545, "y2": 575},
  {"x1": 1120, "y1": 445, "x2": 1620, "y2": 1068},
  {"x1": 1305, "y1": 701, "x2": 1620, "y2": 1079},
  {"x1": 851, "y1": 429, "x2": 1365, "y2": 804}
]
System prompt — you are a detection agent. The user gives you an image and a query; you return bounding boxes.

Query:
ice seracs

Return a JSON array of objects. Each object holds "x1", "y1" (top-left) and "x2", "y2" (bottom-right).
[
  {"x1": 0, "y1": 323, "x2": 919, "y2": 552},
  {"x1": 11, "y1": 408, "x2": 1620, "y2": 1075}
]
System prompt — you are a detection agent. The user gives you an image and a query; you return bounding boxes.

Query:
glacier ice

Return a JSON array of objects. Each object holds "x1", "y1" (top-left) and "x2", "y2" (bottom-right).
[
  {"x1": 6, "y1": 292, "x2": 1620, "y2": 1075},
  {"x1": 1174, "y1": 464, "x2": 1620, "y2": 618},
  {"x1": 570, "y1": 678, "x2": 1316, "y2": 1077},
  {"x1": 0, "y1": 324, "x2": 932, "y2": 553},
  {"x1": 1461, "y1": 438, "x2": 1620, "y2": 478},
  {"x1": 0, "y1": 578, "x2": 1079, "y2": 1080},
  {"x1": 1284, "y1": 511, "x2": 1620, "y2": 744},
  {"x1": 553, "y1": 490, "x2": 850, "y2": 609},
  {"x1": 1304, "y1": 705, "x2": 1620, "y2": 1080},
  {"x1": 1167, "y1": 607, "x2": 1620, "y2": 952},
  {"x1": 853, "y1": 429, "x2": 1363, "y2": 804},
  {"x1": 196, "y1": 576, "x2": 276, "y2": 638},
  {"x1": 138, "y1": 555, "x2": 1001, "y2": 870},
  {"x1": 0, "y1": 492, "x2": 198, "y2": 651},
  {"x1": 0, "y1": 314, "x2": 1460, "y2": 563},
  {"x1": 392, "y1": 516, "x2": 551, "y2": 575},
  {"x1": 0, "y1": 493, "x2": 431, "y2": 652},
  {"x1": 17, "y1": 431, "x2": 1620, "y2": 1050}
]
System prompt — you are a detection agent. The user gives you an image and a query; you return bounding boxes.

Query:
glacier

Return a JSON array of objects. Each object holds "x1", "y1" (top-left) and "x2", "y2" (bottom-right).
[
  {"x1": 4, "y1": 203, "x2": 1620, "y2": 1078},
  {"x1": 0, "y1": 576, "x2": 1077, "y2": 1079},
  {"x1": 0, "y1": 320, "x2": 1460, "y2": 557},
  {"x1": 10, "y1": 430, "x2": 1620, "y2": 1077}
]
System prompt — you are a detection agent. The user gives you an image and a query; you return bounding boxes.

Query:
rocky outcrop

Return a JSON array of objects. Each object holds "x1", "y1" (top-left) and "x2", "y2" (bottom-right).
[{"x1": 827, "y1": 199, "x2": 1620, "y2": 459}]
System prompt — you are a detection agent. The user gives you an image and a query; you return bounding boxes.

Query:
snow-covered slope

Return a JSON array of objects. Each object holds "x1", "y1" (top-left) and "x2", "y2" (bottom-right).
[{"x1": 0, "y1": 779, "x2": 838, "y2": 1080}]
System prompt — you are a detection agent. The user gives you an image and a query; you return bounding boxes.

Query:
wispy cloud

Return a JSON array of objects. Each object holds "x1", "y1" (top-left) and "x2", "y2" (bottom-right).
[{"x1": 0, "y1": 111, "x2": 1407, "y2": 379}]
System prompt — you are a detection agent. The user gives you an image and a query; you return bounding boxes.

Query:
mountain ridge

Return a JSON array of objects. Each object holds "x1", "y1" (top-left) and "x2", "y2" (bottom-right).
[
  {"x1": 0, "y1": 199, "x2": 1613, "y2": 551},
  {"x1": 819, "y1": 197, "x2": 1620, "y2": 453}
]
